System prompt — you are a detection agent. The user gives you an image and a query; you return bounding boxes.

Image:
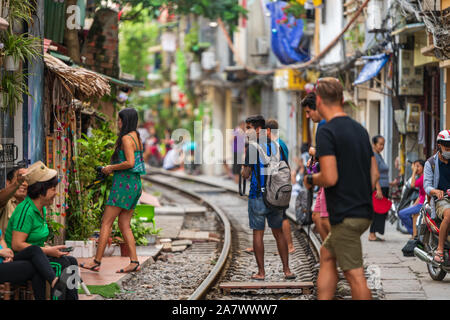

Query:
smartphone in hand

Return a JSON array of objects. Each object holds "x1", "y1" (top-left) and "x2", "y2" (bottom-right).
[{"x1": 60, "y1": 247, "x2": 74, "y2": 253}]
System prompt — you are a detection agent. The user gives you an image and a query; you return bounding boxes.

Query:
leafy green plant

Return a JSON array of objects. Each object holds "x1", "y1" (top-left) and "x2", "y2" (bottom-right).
[
  {"x1": 112, "y1": 218, "x2": 152, "y2": 246},
  {"x1": 66, "y1": 120, "x2": 117, "y2": 240},
  {"x1": 5, "y1": 0, "x2": 35, "y2": 27},
  {"x1": 46, "y1": 218, "x2": 65, "y2": 244},
  {"x1": 94, "y1": 0, "x2": 247, "y2": 31},
  {"x1": 1, "y1": 72, "x2": 30, "y2": 115},
  {"x1": 2, "y1": 32, "x2": 41, "y2": 62}
]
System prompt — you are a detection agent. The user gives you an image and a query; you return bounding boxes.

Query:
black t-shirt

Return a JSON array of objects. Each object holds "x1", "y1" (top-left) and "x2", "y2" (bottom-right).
[
  {"x1": 316, "y1": 116, "x2": 374, "y2": 225},
  {"x1": 438, "y1": 159, "x2": 450, "y2": 192}
]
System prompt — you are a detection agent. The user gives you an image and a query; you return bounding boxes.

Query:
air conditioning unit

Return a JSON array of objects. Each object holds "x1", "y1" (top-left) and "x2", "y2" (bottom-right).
[
  {"x1": 406, "y1": 103, "x2": 421, "y2": 132},
  {"x1": 255, "y1": 37, "x2": 269, "y2": 55},
  {"x1": 398, "y1": 49, "x2": 424, "y2": 96},
  {"x1": 201, "y1": 51, "x2": 217, "y2": 70}
]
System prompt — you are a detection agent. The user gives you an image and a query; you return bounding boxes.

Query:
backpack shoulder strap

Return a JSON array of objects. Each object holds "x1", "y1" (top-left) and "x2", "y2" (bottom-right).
[{"x1": 426, "y1": 155, "x2": 436, "y2": 173}]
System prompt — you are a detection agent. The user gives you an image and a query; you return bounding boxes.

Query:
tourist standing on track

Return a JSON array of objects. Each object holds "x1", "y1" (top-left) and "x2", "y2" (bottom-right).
[
  {"x1": 300, "y1": 92, "x2": 330, "y2": 241},
  {"x1": 424, "y1": 130, "x2": 450, "y2": 264},
  {"x1": 303, "y1": 78, "x2": 379, "y2": 300},
  {"x1": 369, "y1": 135, "x2": 390, "y2": 241},
  {"x1": 80, "y1": 108, "x2": 145, "y2": 274},
  {"x1": 266, "y1": 119, "x2": 295, "y2": 254},
  {"x1": 241, "y1": 115, "x2": 295, "y2": 280}
]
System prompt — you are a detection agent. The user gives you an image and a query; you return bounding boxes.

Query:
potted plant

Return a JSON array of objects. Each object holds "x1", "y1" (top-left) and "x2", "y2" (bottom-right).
[
  {"x1": 146, "y1": 226, "x2": 162, "y2": 245},
  {"x1": 112, "y1": 219, "x2": 151, "y2": 256},
  {"x1": 2, "y1": 32, "x2": 41, "y2": 71}
]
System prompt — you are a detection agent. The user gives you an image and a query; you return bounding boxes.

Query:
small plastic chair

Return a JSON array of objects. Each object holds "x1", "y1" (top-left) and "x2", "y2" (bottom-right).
[{"x1": 135, "y1": 204, "x2": 156, "y2": 228}]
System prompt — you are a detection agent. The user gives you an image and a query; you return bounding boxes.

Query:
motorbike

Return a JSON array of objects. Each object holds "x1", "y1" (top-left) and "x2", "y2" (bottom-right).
[
  {"x1": 414, "y1": 191, "x2": 450, "y2": 281},
  {"x1": 388, "y1": 175, "x2": 419, "y2": 234}
]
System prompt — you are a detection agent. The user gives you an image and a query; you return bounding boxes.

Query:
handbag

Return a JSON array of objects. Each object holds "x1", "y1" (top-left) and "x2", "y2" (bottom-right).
[
  {"x1": 372, "y1": 191, "x2": 392, "y2": 214},
  {"x1": 128, "y1": 134, "x2": 146, "y2": 175},
  {"x1": 130, "y1": 150, "x2": 146, "y2": 175}
]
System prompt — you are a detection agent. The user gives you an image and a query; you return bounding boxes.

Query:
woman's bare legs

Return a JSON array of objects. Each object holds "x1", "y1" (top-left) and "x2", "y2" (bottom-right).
[
  {"x1": 116, "y1": 208, "x2": 140, "y2": 272},
  {"x1": 80, "y1": 205, "x2": 122, "y2": 270}
]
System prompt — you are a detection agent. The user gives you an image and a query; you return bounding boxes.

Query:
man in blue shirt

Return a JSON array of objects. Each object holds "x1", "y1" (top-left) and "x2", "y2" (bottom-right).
[
  {"x1": 301, "y1": 92, "x2": 330, "y2": 241},
  {"x1": 266, "y1": 119, "x2": 295, "y2": 253},
  {"x1": 242, "y1": 115, "x2": 295, "y2": 280}
]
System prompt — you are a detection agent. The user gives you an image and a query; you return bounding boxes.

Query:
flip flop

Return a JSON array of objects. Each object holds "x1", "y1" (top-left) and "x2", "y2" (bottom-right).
[
  {"x1": 244, "y1": 248, "x2": 254, "y2": 254},
  {"x1": 368, "y1": 237, "x2": 384, "y2": 242},
  {"x1": 251, "y1": 274, "x2": 265, "y2": 281},
  {"x1": 284, "y1": 273, "x2": 296, "y2": 280}
]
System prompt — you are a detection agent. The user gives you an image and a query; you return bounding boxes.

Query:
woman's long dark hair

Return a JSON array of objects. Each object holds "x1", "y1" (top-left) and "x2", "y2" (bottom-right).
[{"x1": 111, "y1": 108, "x2": 141, "y2": 163}]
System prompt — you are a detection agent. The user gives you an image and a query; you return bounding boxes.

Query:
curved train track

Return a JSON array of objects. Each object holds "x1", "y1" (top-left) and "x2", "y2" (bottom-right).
[{"x1": 141, "y1": 169, "x2": 321, "y2": 300}]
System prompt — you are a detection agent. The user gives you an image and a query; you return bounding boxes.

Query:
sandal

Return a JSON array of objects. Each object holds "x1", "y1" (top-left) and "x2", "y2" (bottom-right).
[
  {"x1": 79, "y1": 259, "x2": 101, "y2": 272},
  {"x1": 433, "y1": 250, "x2": 444, "y2": 264},
  {"x1": 117, "y1": 260, "x2": 140, "y2": 273}
]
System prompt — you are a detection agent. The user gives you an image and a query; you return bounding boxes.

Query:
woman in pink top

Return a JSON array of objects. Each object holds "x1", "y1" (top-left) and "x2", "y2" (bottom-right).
[{"x1": 398, "y1": 160, "x2": 426, "y2": 237}]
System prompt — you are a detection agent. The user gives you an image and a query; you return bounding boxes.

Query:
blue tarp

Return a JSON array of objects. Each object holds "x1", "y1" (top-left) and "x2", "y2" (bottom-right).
[
  {"x1": 353, "y1": 53, "x2": 390, "y2": 85},
  {"x1": 266, "y1": 1, "x2": 310, "y2": 65}
]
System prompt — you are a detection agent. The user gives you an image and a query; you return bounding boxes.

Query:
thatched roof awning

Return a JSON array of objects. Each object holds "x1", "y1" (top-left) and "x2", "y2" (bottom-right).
[{"x1": 44, "y1": 53, "x2": 111, "y2": 99}]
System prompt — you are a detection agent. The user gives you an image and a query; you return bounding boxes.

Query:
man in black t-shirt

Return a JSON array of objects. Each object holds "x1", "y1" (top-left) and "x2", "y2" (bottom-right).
[{"x1": 303, "y1": 78, "x2": 380, "y2": 300}]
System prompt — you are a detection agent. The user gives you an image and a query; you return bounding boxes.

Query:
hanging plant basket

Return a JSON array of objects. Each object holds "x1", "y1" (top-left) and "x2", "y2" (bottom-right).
[{"x1": 4, "y1": 55, "x2": 19, "y2": 71}]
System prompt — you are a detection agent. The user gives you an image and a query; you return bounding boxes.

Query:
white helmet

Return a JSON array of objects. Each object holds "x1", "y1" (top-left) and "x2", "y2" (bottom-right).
[{"x1": 437, "y1": 130, "x2": 450, "y2": 143}]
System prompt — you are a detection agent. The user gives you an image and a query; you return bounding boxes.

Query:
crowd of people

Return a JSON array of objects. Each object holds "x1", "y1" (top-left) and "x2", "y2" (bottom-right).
[
  {"x1": 0, "y1": 108, "x2": 149, "y2": 300},
  {"x1": 237, "y1": 77, "x2": 450, "y2": 300}
]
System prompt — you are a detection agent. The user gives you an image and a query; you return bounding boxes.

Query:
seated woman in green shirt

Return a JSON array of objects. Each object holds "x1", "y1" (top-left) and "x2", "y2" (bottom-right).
[{"x1": 5, "y1": 161, "x2": 79, "y2": 300}]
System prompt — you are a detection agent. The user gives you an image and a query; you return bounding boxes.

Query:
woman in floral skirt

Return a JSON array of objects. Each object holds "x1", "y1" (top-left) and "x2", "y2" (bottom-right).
[{"x1": 80, "y1": 108, "x2": 145, "y2": 273}]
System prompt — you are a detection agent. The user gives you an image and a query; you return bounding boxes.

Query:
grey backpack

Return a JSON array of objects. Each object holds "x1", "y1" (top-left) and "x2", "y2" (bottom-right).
[{"x1": 251, "y1": 141, "x2": 292, "y2": 210}]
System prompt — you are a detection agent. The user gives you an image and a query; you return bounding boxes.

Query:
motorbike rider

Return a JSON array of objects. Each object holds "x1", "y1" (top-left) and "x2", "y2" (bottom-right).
[{"x1": 424, "y1": 130, "x2": 450, "y2": 264}]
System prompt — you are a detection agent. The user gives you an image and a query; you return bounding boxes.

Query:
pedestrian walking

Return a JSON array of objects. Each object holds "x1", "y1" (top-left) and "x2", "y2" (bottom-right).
[
  {"x1": 232, "y1": 121, "x2": 246, "y2": 184},
  {"x1": 300, "y1": 92, "x2": 330, "y2": 241},
  {"x1": 303, "y1": 78, "x2": 379, "y2": 300},
  {"x1": 369, "y1": 135, "x2": 390, "y2": 241},
  {"x1": 80, "y1": 108, "x2": 145, "y2": 274},
  {"x1": 241, "y1": 115, "x2": 295, "y2": 280}
]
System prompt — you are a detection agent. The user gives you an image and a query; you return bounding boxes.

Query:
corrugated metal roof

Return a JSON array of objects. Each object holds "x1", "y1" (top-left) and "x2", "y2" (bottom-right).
[{"x1": 44, "y1": 0, "x2": 66, "y2": 44}]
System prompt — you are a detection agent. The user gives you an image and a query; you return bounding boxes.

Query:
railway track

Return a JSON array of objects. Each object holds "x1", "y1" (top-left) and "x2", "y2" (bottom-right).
[{"x1": 139, "y1": 169, "x2": 321, "y2": 300}]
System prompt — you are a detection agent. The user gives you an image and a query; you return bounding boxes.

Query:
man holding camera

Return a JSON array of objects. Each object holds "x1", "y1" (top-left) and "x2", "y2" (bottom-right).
[{"x1": 0, "y1": 167, "x2": 28, "y2": 234}]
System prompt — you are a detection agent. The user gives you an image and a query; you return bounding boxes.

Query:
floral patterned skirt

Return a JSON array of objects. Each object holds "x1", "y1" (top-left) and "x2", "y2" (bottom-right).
[{"x1": 106, "y1": 170, "x2": 142, "y2": 210}]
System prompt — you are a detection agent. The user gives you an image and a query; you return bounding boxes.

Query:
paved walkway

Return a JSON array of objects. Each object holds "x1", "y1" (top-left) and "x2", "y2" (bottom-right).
[
  {"x1": 78, "y1": 245, "x2": 162, "y2": 300},
  {"x1": 362, "y1": 222, "x2": 450, "y2": 300}
]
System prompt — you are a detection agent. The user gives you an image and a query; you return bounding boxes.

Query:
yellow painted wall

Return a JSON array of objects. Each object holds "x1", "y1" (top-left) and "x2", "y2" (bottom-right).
[
  {"x1": 414, "y1": 31, "x2": 438, "y2": 66},
  {"x1": 442, "y1": 0, "x2": 450, "y2": 9}
]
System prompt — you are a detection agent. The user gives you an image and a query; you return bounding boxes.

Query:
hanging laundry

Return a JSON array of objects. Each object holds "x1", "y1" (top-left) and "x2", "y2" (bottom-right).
[
  {"x1": 266, "y1": 1, "x2": 310, "y2": 65},
  {"x1": 418, "y1": 111, "x2": 425, "y2": 146}
]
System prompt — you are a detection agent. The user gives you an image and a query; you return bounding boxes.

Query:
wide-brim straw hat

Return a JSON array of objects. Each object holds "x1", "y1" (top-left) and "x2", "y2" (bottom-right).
[{"x1": 23, "y1": 161, "x2": 58, "y2": 186}]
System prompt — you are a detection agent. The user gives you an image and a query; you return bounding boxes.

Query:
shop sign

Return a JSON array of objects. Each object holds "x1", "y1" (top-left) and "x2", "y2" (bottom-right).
[{"x1": 274, "y1": 69, "x2": 306, "y2": 91}]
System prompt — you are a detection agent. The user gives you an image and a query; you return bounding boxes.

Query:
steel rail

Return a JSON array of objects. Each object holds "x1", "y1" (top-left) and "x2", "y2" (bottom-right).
[
  {"x1": 142, "y1": 174, "x2": 232, "y2": 300},
  {"x1": 146, "y1": 166, "x2": 322, "y2": 264}
]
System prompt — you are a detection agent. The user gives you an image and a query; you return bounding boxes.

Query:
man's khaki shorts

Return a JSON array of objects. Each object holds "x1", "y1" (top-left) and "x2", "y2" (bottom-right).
[
  {"x1": 436, "y1": 199, "x2": 450, "y2": 220},
  {"x1": 322, "y1": 217, "x2": 372, "y2": 272}
]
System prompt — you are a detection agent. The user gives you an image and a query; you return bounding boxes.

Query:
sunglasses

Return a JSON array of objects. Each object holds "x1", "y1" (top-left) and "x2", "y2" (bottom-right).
[{"x1": 314, "y1": 77, "x2": 340, "y2": 92}]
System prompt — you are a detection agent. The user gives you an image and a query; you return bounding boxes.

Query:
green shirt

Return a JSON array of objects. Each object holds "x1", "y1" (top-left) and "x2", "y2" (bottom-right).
[{"x1": 5, "y1": 196, "x2": 49, "y2": 249}]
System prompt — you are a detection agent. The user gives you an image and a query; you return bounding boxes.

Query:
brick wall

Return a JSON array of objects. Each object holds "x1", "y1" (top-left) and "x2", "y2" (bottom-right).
[{"x1": 81, "y1": 8, "x2": 119, "y2": 78}]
